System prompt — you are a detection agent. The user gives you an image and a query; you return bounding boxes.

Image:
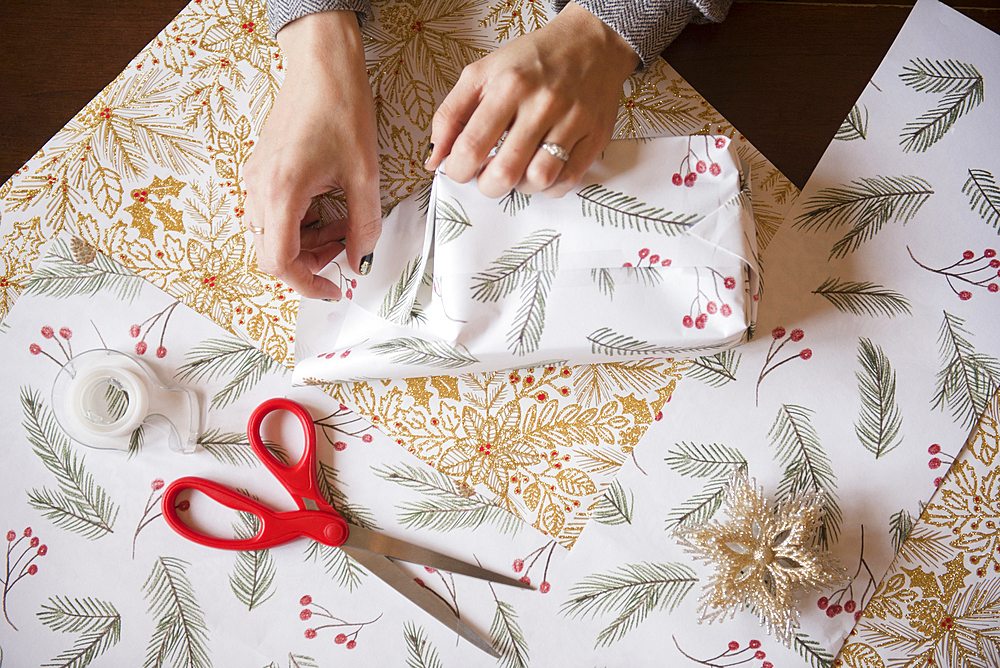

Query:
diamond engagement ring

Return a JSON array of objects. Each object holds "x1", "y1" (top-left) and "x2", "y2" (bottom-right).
[
  {"x1": 538, "y1": 141, "x2": 570, "y2": 162},
  {"x1": 247, "y1": 224, "x2": 265, "y2": 235}
]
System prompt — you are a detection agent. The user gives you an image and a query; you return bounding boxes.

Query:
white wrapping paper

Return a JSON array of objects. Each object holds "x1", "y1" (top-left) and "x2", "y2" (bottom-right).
[{"x1": 293, "y1": 135, "x2": 760, "y2": 383}]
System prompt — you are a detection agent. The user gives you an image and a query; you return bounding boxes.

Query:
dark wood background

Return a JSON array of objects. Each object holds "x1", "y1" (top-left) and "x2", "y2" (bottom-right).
[{"x1": 1, "y1": 0, "x2": 998, "y2": 190}]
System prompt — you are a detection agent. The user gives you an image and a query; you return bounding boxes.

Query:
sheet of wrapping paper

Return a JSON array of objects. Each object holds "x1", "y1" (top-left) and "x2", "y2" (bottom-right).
[
  {"x1": 0, "y1": 0, "x2": 798, "y2": 549},
  {"x1": 6, "y1": 0, "x2": 996, "y2": 665},
  {"x1": 293, "y1": 135, "x2": 761, "y2": 381},
  {"x1": 0, "y1": 248, "x2": 834, "y2": 668}
]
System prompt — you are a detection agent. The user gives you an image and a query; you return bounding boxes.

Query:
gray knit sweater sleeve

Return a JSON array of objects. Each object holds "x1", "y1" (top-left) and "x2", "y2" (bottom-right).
[
  {"x1": 556, "y1": 0, "x2": 733, "y2": 68},
  {"x1": 267, "y1": 0, "x2": 373, "y2": 39},
  {"x1": 267, "y1": 0, "x2": 732, "y2": 68}
]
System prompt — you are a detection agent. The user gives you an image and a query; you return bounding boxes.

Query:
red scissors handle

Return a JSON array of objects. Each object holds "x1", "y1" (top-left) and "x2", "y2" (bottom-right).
[{"x1": 162, "y1": 477, "x2": 349, "y2": 550}]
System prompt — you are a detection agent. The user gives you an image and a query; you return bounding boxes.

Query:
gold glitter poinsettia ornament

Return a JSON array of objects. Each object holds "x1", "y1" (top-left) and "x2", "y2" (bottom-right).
[{"x1": 674, "y1": 471, "x2": 845, "y2": 645}]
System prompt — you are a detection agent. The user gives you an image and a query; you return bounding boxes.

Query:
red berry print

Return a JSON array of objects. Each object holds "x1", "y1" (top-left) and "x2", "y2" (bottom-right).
[
  {"x1": 305, "y1": 629, "x2": 317, "y2": 639},
  {"x1": 754, "y1": 651, "x2": 766, "y2": 660},
  {"x1": 519, "y1": 575, "x2": 530, "y2": 586},
  {"x1": 135, "y1": 341, "x2": 148, "y2": 355},
  {"x1": 335, "y1": 633, "x2": 347, "y2": 644},
  {"x1": 706, "y1": 301, "x2": 717, "y2": 314},
  {"x1": 911, "y1": 247, "x2": 1000, "y2": 300},
  {"x1": 24, "y1": 528, "x2": 32, "y2": 538},
  {"x1": 346, "y1": 640, "x2": 357, "y2": 649},
  {"x1": 844, "y1": 599, "x2": 857, "y2": 613},
  {"x1": 749, "y1": 640, "x2": 761, "y2": 649},
  {"x1": 696, "y1": 160, "x2": 707, "y2": 173},
  {"x1": 817, "y1": 596, "x2": 829, "y2": 610},
  {"x1": 334, "y1": 441, "x2": 347, "y2": 452},
  {"x1": 41, "y1": 326, "x2": 54, "y2": 339},
  {"x1": 715, "y1": 138, "x2": 726, "y2": 148},
  {"x1": 152, "y1": 479, "x2": 165, "y2": 491},
  {"x1": 728, "y1": 641, "x2": 740, "y2": 651},
  {"x1": 709, "y1": 163, "x2": 721, "y2": 176},
  {"x1": 638, "y1": 248, "x2": 649, "y2": 259},
  {"x1": 648, "y1": 254, "x2": 660, "y2": 265},
  {"x1": 799, "y1": 348, "x2": 813, "y2": 360},
  {"x1": 512, "y1": 559, "x2": 524, "y2": 573},
  {"x1": 964, "y1": 250, "x2": 975, "y2": 260},
  {"x1": 672, "y1": 173, "x2": 683, "y2": 186},
  {"x1": 27, "y1": 565, "x2": 37, "y2": 575},
  {"x1": 990, "y1": 283, "x2": 999, "y2": 292},
  {"x1": 790, "y1": 328, "x2": 804, "y2": 342},
  {"x1": 130, "y1": 324, "x2": 141, "y2": 337},
  {"x1": 59, "y1": 327, "x2": 72, "y2": 339},
  {"x1": 928, "y1": 457, "x2": 941, "y2": 469},
  {"x1": 928, "y1": 443, "x2": 941, "y2": 455},
  {"x1": 721, "y1": 304, "x2": 732, "y2": 317},
  {"x1": 683, "y1": 315, "x2": 694, "y2": 328},
  {"x1": 29, "y1": 537, "x2": 38, "y2": 548},
  {"x1": 695, "y1": 314, "x2": 708, "y2": 329},
  {"x1": 934, "y1": 476, "x2": 943, "y2": 486},
  {"x1": 156, "y1": 346, "x2": 167, "y2": 358},
  {"x1": 764, "y1": 663, "x2": 774, "y2": 668},
  {"x1": 986, "y1": 249, "x2": 997, "y2": 258},
  {"x1": 539, "y1": 581, "x2": 551, "y2": 594},
  {"x1": 854, "y1": 610, "x2": 863, "y2": 622},
  {"x1": 6, "y1": 531, "x2": 15, "y2": 542},
  {"x1": 684, "y1": 173, "x2": 697, "y2": 187},
  {"x1": 300, "y1": 609, "x2": 312, "y2": 620},
  {"x1": 37, "y1": 544, "x2": 47, "y2": 556},
  {"x1": 772, "y1": 327, "x2": 786, "y2": 339},
  {"x1": 724, "y1": 276, "x2": 736, "y2": 289},
  {"x1": 29, "y1": 343, "x2": 41, "y2": 355},
  {"x1": 361, "y1": 433, "x2": 373, "y2": 443},
  {"x1": 345, "y1": 289, "x2": 353, "y2": 300},
  {"x1": 960, "y1": 291, "x2": 972, "y2": 300},
  {"x1": 351, "y1": 279, "x2": 357, "y2": 289}
]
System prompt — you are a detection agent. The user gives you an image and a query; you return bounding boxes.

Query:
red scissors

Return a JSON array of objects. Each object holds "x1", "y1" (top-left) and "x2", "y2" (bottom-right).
[{"x1": 162, "y1": 398, "x2": 528, "y2": 657}]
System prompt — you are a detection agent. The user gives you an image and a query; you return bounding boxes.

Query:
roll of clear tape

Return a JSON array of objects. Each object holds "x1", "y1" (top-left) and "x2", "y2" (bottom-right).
[{"x1": 51, "y1": 349, "x2": 199, "y2": 453}]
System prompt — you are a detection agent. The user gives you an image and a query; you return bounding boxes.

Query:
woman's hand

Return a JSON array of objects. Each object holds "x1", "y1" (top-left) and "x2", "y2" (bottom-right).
[
  {"x1": 424, "y1": 2, "x2": 639, "y2": 199},
  {"x1": 243, "y1": 10, "x2": 381, "y2": 300}
]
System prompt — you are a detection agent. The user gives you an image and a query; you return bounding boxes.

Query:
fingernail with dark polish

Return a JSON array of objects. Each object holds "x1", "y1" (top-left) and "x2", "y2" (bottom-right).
[
  {"x1": 322, "y1": 298, "x2": 340, "y2": 303},
  {"x1": 359, "y1": 253, "x2": 374, "y2": 276},
  {"x1": 424, "y1": 142, "x2": 434, "y2": 165}
]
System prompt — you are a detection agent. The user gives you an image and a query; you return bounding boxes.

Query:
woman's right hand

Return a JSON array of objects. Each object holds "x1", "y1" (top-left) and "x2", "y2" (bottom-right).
[{"x1": 244, "y1": 10, "x2": 381, "y2": 301}]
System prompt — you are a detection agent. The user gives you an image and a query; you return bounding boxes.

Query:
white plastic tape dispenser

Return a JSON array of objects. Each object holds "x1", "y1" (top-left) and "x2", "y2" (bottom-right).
[{"x1": 51, "y1": 349, "x2": 199, "y2": 453}]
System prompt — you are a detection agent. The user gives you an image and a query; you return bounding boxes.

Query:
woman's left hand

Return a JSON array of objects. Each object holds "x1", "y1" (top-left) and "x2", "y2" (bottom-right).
[{"x1": 424, "y1": 1, "x2": 640, "y2": 199}]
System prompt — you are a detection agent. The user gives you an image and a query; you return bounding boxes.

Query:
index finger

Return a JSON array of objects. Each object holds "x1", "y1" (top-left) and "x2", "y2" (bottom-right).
[{"x1": 260, "y1": 195, "x2": 342, "y2": 300}]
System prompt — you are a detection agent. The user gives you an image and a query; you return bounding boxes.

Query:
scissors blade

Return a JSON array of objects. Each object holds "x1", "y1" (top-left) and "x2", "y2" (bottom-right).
[
  {"x1": 340, "y1": 545, "x2": 500, "y2": 658},
  {"x1": 344, "y1": 526, "x2": 532, "y2": 590}
]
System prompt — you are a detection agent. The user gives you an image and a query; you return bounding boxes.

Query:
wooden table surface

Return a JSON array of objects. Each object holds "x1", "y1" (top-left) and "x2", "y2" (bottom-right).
[{"x1": 1, "y1": 0, "x2": 998, "y2": 190}]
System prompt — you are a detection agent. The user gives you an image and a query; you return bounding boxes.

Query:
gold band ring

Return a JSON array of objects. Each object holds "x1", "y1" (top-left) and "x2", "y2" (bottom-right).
[{"x1": 247, "y1": 224, "x2": 265, "y2": 236}]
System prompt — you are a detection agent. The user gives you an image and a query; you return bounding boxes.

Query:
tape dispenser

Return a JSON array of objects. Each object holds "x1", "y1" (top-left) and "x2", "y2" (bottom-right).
[{"x1": 51, "y1": 349, "x2": 199, "y2": 453}]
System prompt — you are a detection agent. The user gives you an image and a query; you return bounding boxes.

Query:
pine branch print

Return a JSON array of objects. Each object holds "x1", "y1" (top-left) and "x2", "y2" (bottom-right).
[
  {"x1": 895, "y1": 525, "x2": 952, "y2": 569},
  {"x1": 933, "y1": 311, "x2": 1000, "y2": 429},
  {"x1": 434, "y1": 197, "x2": 472, "y2": 244},
  {"x1": 175, "y1": 337, "x2": 284, "y2": 410},
  {"x1": 378, "y1": 255, "x2": 424, "y2": 325},
  {"x1": 834, "y1": 104, "x2": 868, "y2": 141},
  {"x1": 899, "y1": 58, "x2": 983, "y2": 153},
  {"x1": 768, "y1": 405, "x2": 841, "y2": 548},
  {"x1": 854, "y1": 338, "x2": 904, "y2": 459},
  {"x1": 507, "y1": 268, "x2": 554, "y2": 355},
  {"x1": 590, "y1": 267, "x2": 615, "y2": 299},
  {"x1": 403, "y1": 622, "x2": 443, "y2": 668},
  {"x1": 593, "y1": 480, "x2": 634, "y2": 526},
  {"x1": 665, "y1": 442, "x2": 747, "y2": 478},
  {"x1": 587, "y1": 327, "x2": 686, "y2": 357},
  {"x1": 577, "y1": 184, "x2": 701, "y2": 235},
  {"x1": 374, "y1": 463, "x2": 523, "y2": 534},
  {"x1": 229, "y1": 512, "x2": 276, "y2": 611},
  {"x1": 471, "y1": 229, "x2": 560, "y2": 302},
  {"x1": 963, "y1": 168, "x2": 1000, "y2": 229},
  {"x1": 23, "y1": 238, "x2": 145, "y2": 303},
  {"x1": 889, "y1": 509, "x2": 914, "y2": 554},
  {"x1": 21, "y1": 388, "x2": 118, "y2": 540},
  {"x1": 499, "y1": 189, "x2": 531, "y2": 216},
  {"x1": 792, "y1": 631, "x2": 835, "y2": 668},
  {"x1": 315, "y1": 461, "x2": 380, "y2": 531},
  {"x1": 665, "y1": 477, "x2": 730, "y2": 529},
  {"x1": 369, "y1": 337, "x2": 479, "y2": 369},
  {"x1": 142, "y1": 557, "x2": 210, "y2": 668},
  {"x1": 561, "y1": 562, "x2": 697, "y2": 647},
  {"x1": 196, "y1": 429, "x2": 259, "y2": 467},
  {"x1": 793, "y1": 175, "x2": 933, "y2": 258},
  {"x1": 685, "y1": 349, "x2": 742, "y2": 387},
  {"x1": 812, "y1": 278, "x2": 912, "y2": 317},
  {"x1": 37, "y1": 596, "x2": 121, "y2": 668},
  {"x1": 303, "y1": 542, "x2": 365, "y2": 591}
]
